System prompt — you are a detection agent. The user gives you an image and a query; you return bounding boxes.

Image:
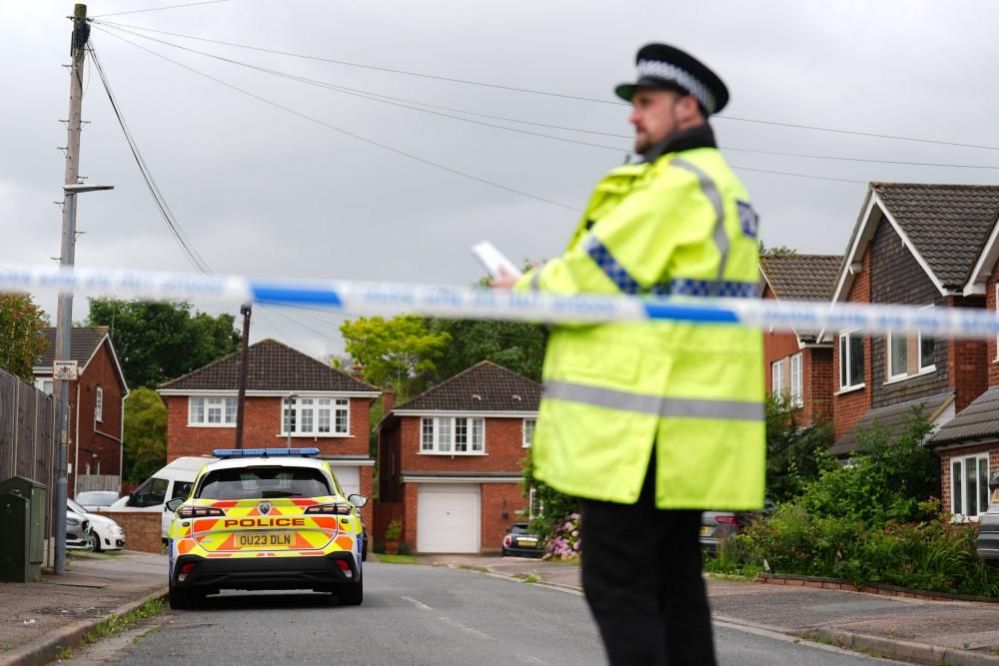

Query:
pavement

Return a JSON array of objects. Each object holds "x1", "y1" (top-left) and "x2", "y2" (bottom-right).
[
  {"x1": 424, "y1": 554, "x2": 999, "y2": 666},
  {"x1": 0, "y1": 550, "x2": 167, "y2": 666}
]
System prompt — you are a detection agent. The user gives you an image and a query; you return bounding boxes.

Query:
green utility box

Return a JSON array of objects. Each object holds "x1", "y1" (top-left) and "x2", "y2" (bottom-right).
[{"x1": 0, "y1": 476, "x2": 47, "y2": 582}]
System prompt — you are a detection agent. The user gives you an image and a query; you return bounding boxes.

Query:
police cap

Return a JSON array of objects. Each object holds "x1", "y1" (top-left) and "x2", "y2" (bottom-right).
[{"x1": 615, "y1": 43, "x2": 729, "y2": 115}]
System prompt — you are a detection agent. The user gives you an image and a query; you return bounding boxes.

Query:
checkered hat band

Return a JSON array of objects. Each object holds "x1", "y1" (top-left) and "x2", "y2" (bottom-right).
[{"x1": 636, "y1": 60, "x2": 716, "y2": 114}]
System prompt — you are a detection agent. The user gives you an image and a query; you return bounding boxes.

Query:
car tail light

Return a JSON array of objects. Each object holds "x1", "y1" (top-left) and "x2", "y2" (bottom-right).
[
  {"x1": 177, "y1": 505, "x2": 225, "y2": 519},
  {"x1": 715, "y1": 515, "x2": 740, "y2": 525},
  {"x1": 335, "y1": 559, "x2": 353, "y2": 578},
  {"x1": 503, "y1": 535, "x2": 513, "y2": 547},
  {"x1": 305, "y1": 503, "x2": 353, "y2": 515},
  {"x1": 178, "y1": 562, "x2": 196, "y2": 582}
]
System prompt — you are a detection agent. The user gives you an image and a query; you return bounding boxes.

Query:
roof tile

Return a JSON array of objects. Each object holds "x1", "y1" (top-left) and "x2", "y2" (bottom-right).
[{"x1": 395, "y1": 361, "x2": 540, "y2": 412}]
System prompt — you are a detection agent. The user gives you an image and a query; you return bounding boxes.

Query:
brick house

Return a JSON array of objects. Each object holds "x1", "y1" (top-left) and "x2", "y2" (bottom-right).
[
  {"x1": 377, "y1": 361, "x2": 539, "y2": 554},
  {"x1": 760, "y1": 254, "x2": 841, "y2": 424},
  {"x1": 929, "y1": 213, "x2": 999, "y2": 521},
  {"x1": 823, "y1": 184, "x2": 999, "y2": 480},
  {"x1": 32, "y1": 327, "x2": 129, "y2": 497},
  {"x1": 157, "y1": 339, "x2": 380, "y2": 526}
]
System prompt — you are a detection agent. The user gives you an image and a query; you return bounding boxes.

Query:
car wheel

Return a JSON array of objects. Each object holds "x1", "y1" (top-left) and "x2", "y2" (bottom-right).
[
  {"x1": 362, "y1": 538, "x2": 368, "y2": 562},
  {"x1": 91, "y1": 532, "x2": 103, "y2": 553},
  {"x1": 501, "y1": 548, "x2": 509, "y2": 557},
  {"x1": 84, "y1": 531, "x2": 99, "y2": 552},
  {"x1": 169, "y1": 584, "x2": 202, "y2": 610},
  {"x1": 338, "y1": 579, "x2": 363, "y2": 606}
]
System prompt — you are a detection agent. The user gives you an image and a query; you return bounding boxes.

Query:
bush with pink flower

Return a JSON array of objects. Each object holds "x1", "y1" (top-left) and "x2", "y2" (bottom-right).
[{"x1": 543, "y1": 513, "x2": 581, "y2": 561}]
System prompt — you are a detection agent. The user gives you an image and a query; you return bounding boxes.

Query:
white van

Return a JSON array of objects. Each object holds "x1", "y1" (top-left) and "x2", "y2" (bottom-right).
[{"x1": 111, "y1": 456, "x2": 214, "y2": 539}]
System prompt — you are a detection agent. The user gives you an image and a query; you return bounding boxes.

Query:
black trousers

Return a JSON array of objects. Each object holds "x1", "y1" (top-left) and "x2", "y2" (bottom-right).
[{"x1": 581, "y1": 461, "x2": 715, "y2": 666}]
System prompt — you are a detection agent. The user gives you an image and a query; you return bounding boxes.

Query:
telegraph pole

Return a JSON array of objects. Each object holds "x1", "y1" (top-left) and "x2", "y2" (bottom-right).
[
  {"x1": 234, "y1": 304, "x2": 252, "y2": 449},
  {"x1": 53, "y1": 3, "x2": 90, "y2": 575}
]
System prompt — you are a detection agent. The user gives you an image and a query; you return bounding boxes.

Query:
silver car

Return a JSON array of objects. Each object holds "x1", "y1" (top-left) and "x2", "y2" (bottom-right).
[
  {"x1": 977, "y1": 473, "x2": 999, "y2": 565},
  {"x1": 66, "y1": 508, "x2": 95, "y2": 550}
]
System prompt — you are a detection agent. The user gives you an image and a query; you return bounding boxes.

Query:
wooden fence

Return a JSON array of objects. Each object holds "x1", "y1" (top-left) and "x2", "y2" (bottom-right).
[{"x1": 0, "y1": 368, "x2": 56, "y2": 567}]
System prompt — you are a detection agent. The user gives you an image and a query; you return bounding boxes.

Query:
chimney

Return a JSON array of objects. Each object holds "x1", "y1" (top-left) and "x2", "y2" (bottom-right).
[
  {"x1": 382, "y1": 384, "x2": 396, "y2": 415},
  {"x1": 352, "y1": 362, "x2": 364, "y2": 380}
]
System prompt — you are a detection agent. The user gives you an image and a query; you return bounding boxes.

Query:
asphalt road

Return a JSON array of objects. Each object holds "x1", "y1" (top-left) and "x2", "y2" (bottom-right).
[{"x1": 106, "y1": 563, "x2": 901, "y2": 666}]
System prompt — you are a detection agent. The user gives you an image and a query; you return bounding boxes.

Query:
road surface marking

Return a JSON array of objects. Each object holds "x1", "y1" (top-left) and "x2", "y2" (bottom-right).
[
  {"x1": 439, "y1": 616, "x2": 493, "y2": 640},
  {"x1": 401, "y1": 596, "x2": 433, "y2": 611}
]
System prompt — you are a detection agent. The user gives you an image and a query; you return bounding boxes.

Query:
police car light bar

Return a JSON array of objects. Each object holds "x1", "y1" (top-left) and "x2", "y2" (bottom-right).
[{"x1": 211, "y1": 448, "x2": 321, "y2": 458}]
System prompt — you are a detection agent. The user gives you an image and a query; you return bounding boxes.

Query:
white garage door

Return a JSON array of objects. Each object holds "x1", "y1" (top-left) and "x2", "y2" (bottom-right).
[
  {"x1": 417, "y1": 484, "x2": 480, "y2": 553},
  {"x1": 329, "y1": 465, "x2": 360, "y2": 497}
]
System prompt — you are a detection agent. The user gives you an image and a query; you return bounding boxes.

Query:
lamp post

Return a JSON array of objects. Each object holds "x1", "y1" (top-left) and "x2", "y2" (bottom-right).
[
  {"x1": 54, "y1": 182, "x2": 113, "y2": 574},
  {"x1": 285, "y1": 393, "x2": 298, "y2": 448}
]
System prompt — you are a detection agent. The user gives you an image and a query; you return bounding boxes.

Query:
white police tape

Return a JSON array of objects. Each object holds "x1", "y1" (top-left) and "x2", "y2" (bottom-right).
[{"x1": 3, "y1": 262, "x2": 999, "y2": 339}]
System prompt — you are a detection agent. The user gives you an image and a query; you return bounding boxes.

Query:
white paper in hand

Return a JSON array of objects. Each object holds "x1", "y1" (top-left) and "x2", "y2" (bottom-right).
[{"x1": 472, "y1": 241, "x2": 522, "y2": 279}]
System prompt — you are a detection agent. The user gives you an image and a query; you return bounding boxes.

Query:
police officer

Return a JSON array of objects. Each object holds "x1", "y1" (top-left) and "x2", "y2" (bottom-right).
[{"x1": 493, "y1": 43, "x2": 765, "y2": 665}]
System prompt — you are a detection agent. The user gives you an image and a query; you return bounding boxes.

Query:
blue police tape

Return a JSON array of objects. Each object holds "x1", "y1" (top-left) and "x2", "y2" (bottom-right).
[{"x1": 3, "y1": 262, "x2": 999, "y2": 339}]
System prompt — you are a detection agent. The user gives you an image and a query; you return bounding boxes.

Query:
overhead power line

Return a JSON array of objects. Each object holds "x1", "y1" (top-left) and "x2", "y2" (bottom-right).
[
  {"x1": 97, "y1": 22, "x2": 999, "y2": 173},
  {"x1": 89, "y1": 42, "x2": 213, "y2": 274},
  {"x1": 91, "y1": 0, "x2": 230, "y2": 18},
  {"x1": 94, "y1": 27, "x2": 583, "y2": 212},
  {"x1": 95, "y1": 20, "x2": 999, "y2": 153}
]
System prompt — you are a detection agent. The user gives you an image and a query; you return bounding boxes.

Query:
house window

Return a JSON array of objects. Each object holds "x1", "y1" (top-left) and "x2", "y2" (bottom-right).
[
  {"x1": 839, "y1": 331, "x2": 865, "y2": 389},
  {"x1": 790, "y1": 353, "x2": 803, "y2": 408},
  {"x1": 951, "y1": 454, "x2": 990, "y2": 521},
  {"x1": 523, "y1": 418, "x2": 536, "y2": 448},
  {"x1": 529, "y1": 487, "x2": 544, "y2": 519},
  {"x1": 771, "y1": 359, "x2": 785, "y2": 399},
  {"x1": 35, "y1": 379, "x2": 54, "y2": 395},
  {"x1": 419, "y1": 417, "x2": 486, "y2": 455},
  {"x1": 887, "y1": 332, "x2": 908, "y2": 380},
  {"x1": 189, "y1": 397, "x2": 237, "y2": 427},
  {"x1": 918, "y1": 304, "x2": 936, "y2": 371},
  {"x1": 283, "y1": 397, "x2": 349, "y2": 436},
  {"x1": 95, "y1": 387, "x2": 103, "y2": 423}
]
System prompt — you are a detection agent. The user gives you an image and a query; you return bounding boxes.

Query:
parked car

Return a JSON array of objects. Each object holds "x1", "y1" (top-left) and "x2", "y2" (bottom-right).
[
  {"x1": 75, "y1": 490, "x2": 120, "y2": 511},
  {"x1": 69, "y1": 498, "x2": 125, "y2": 552},
  {"x1": 65, "y1": 507, "x2": 93, "y2": 550},
  {"x1": 977, "y1": 472, "x2": 999, "y2": 566},
  {"x1": 502, "y1": 522, "x2": 544, "y2": 558},
  {"x1": 700, "y1": 501, "x2": 775, "y2": 554},
  {"x1": 111, "y1": 456, "x2": 210, "y2": 539}
]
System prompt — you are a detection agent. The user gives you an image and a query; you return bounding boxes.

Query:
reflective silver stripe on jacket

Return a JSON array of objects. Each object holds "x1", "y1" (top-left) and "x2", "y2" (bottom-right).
[
  {"x1": 544, "y1": 380, "x2": 763, "y2": 421},
  {"x1": 670, "y1": 158, "x2": 729, "y2": 285}
]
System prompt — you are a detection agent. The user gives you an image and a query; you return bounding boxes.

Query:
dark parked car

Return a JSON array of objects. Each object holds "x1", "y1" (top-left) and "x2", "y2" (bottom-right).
[
  {"x1": 502, "y1": 522, "x2": 544, "y2": 558},
  {"x1": 700, "y1": 501, "x2": 774, "y2": 554},
  {"x1": 977, "y1": 472, "x2": 999, "y2": 566}
]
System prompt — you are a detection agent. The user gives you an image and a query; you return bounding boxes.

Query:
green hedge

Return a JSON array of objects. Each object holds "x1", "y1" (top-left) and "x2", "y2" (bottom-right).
[{"x1": 709, "y1": 504, "x2": 999, "y2": 597}]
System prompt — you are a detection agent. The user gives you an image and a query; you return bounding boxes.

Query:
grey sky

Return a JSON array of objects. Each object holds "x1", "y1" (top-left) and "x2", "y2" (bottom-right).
[{"x1": 3, "y1": 1, "x2": 998, "y2": 362}]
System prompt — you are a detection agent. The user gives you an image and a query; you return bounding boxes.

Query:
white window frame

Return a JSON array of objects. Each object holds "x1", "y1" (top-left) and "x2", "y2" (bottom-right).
[
  {"x1": 771, "y1": 359, "x2": 785, "y2": 399},
  {"x1": 188, "y1": 396, "x2": 238, "y2": 428},
  {"x1": 523, "y1": 418, "x2": 536, "y2": 448},
  {"x1": 529, "y1": 487, "x2": 544, "y2": 519},
  {"x1": 34, "y1": 378, "x2": 54, "y2": 396},
  {"x1": 281, "y1": 397, "x2": 350, "y2": 437},
  {"x1": 419, "y1": 417, "x2": 486, "y2": 455},
  {"x1": 94, "y1": 386, "x2": 104, "y2": 423},
  {"x1": 790, "y1": 353, "x2": 803, "y2": 408},
  {"x1": 839, "y1": 330, "x2": 865, "y2": 391},
  {"x1": 951, "y1": 453, "x2": 991, "y2": 521},
  {"x1": 886, "y1": 331, "x2": 908, "y2": 381}
]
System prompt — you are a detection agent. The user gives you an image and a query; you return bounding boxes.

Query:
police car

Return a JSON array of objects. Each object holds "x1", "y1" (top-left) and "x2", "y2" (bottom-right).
[{"x1": 165, "y1": 448, "x2": 366, "y2": 610}]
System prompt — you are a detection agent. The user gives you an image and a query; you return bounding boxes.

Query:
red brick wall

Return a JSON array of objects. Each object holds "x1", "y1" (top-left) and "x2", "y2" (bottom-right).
[
  {"x1": 806, "y1": 347, "x2": 834, "y2": 424},
  {"x1": 165, "y1": 395, "x2": 373, "y2": 460},
  {"x1": 481, "y1": 483, "x2": 528, "y2": 554},
  {"x1": 833, "y1": 248, "x2": 873, "y2": 439},
  {"x1": 946, "y1": 296, "x2": 988, "y2": 412},
  {"x1": 398, "y1": 416, "x2": 529, "y2": 474},
  {"x1": 988, "y1": 265, "x2": 999, "y2": 387},
  {"x1": 70, "y1": 340, "x2": 126, "y2": 496},
  {"x1": 763, "y1": 285, "x2": 802, "y2": 397},
  {"x1": 403, "y1": 482, "x2": 418, "y2": 547},
  {"x1": 95, "y1": 510, "x2": 161, "y2": 553},
  {"x1": 939, "y1": 444, "x2": 999, "y2": 517}
]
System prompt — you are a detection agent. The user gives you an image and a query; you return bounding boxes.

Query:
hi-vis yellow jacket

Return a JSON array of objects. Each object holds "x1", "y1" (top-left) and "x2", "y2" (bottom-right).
[{"x1": 515, "y1": 129, "x2": 765, "y2": 510}]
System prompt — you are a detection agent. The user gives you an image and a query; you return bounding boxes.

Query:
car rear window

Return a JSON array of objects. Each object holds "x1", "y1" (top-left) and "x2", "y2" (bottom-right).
[
  {"x1": 197, "y1": 466, "x2": 331, "y2": 500},
  {"x1": 511, "y1": 524, "x2": 530, "y2": 534}
]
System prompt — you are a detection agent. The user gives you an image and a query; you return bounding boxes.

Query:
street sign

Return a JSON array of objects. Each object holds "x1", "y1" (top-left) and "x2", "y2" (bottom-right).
[{"x1": 52, "y1": 360, "x2": 78, "y2": 381}]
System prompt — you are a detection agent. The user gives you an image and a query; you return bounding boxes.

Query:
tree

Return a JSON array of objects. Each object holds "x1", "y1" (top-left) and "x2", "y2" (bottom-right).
[
  {"x1": 426, "y1": 318, "x2": 547, "y2": 383},
  {"x1": 0, "y1": 293, "x2": 48, "y2": 381},
  {"x1": 339, "y1": 315, "x2": 451, "y2": 398},
  {"x1": 759, "y1": 241, "x2": 797, "y2": 256},
  {"x1": 122, "y1": 387, "x2": 167, "y2": 485},
  {"x1": 765, "y1": 396, "x2": 836, "y2": 502},
  {"x1": 86, "y1": 299, "x2": 240, "y2": 388}
]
